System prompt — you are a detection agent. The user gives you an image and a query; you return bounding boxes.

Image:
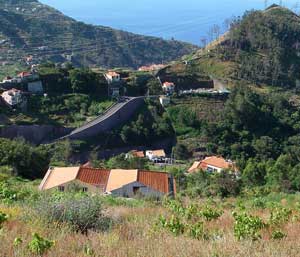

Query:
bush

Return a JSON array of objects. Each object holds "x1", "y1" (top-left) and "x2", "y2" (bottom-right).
[
  {"x1": 232, "y1": 211, "x2": 265, "y2": 240},
  {"x1": 27, "y1": 233, "x2": 54, "y2": 255},
  {"x1": 36, "y1": 195, "x2": 112, "y2": 234},
  {"x1": 0, "y1": 211, "x2": 8, "y2": 228}
]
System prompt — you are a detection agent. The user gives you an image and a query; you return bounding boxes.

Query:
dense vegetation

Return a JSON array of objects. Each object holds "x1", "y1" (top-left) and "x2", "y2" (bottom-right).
[
  {"x1": 0, "y1": 0, "x2": 196, "y2": 69},
  {"x1": 218, "y1": 5, "x2": 300, "y2": 87}
]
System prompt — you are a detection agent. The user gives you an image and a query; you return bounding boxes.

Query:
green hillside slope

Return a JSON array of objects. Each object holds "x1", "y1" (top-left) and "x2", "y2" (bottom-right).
[{"x1": 0, "y1": 0, "x2": 197, "y2": 68}]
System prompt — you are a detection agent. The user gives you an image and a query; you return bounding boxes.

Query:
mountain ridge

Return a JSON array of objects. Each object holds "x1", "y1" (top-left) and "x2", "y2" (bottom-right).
[{"x1": 0, "y1": 0, "x2": 197, "y2": 68}]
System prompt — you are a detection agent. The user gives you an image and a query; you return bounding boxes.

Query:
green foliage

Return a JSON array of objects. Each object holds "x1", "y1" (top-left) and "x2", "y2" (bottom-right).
[
  {"x1": 27, "y1": 233, "x2": 54, "y2": 255},
  {"x1": 232, "y1": 212, "x2": 265, "y2": 240},
  {"x1": 35, "y1": 195, "x2": 112, "y2": 234},
  {"x1": 188, "y1": 221, "x2": 205, "y2": 240},
  {"x1": 172, "y1": 144, "x2": 191, "y2": 160},
  {"x1": 13, "y1": 237, "x2": 23, "y2": 247},
  {"x1": 201, "y1": 206, "x2": 223, "y2": 221},
  {"x1": 106, "y1": 154, "x2": 149, "y2": 170},
  {"x1": 0, "y1": 211, "x2": 8, "y2": 228},
  {"x1": 158, "y1": 215, "x2": 185, "y2": 236},
  {"x1": 269, "y1": 207, "x2": 292, "y2": 227},
  {"x1": 271, "y1": 230, "x2": 287, "y2": 240},
  {"x1": 0, "y1": 138, "x2": 49, "y2": 179}
]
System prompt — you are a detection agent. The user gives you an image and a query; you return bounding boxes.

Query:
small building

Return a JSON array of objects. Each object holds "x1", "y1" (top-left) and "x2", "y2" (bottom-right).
[
  {"x1": 1, "y1": 88, "x2": 23, "y2": 106},
  {"x1": 146, "y1": 149, "x2": 166, "y2": 161},
  {"x1": 105, "y1": 71, "x2": 121, "y2": 84},
  {"x1": 39, "y1": 167, "x2": 176, "y2": 198},
  {"x1": 126, "y1": 150, "x2": 145, "y2": 159},
  {"x1": 188, "y1": 156, "x2": 237, "y2": 174},
  {"x1": 162, "y1": 82, "x2": 175, "y2": 94},
  {"x1": 27, "y1": 80, "x2": 43, "y2": 93},
  {"x1": 17, "y1": 71, "x2": 39, "y2": 81},
  {"x1": 159, "y1": 96, "x2": 170, "y2": 107},
  {"x1": 138, "y1": 64, "x2": 165, "y2": 72}
]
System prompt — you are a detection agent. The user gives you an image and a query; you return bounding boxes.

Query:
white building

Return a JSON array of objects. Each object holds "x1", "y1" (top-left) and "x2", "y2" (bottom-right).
[
  {"x1": 1, "y1": 88, "x2": 23, "y2": 106},
  {"x1": 162, "y1": 82, "x2": 175, "y2": 94},
  {"x1": 146, "y1": 149, "x2": 166, "y2": 161},
  {"x1": 105, "y1": 71, "x2": 120, "y2": 84}
]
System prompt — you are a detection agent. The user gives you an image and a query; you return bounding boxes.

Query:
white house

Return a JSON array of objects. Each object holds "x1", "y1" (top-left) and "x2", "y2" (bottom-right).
[
  {"x1": 1, "y1": 88, "x2": 23, "y2": 106},
  {"x1": 105, "y1": 71, "x2": 121, "y2": 84},
  {"x1": 146, "y1": 149, "x2": 166, "y2": 161},
  {"x1": 162, "y1": 82, "x2": 175, "y2": 94},
  {"x1": 188, "y1": 156, "x2": 238, "y2": 174}
]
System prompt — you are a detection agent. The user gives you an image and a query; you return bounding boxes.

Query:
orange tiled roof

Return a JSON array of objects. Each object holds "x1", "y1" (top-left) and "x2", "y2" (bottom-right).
[
  {"x1": 138, "y1": 170, "x2": 170, "y2": 194},
  {"x1": 202, "y1": 156, "x2": 233, "y2": 169},
  {"x1": 76, "y1": 167, "x2": 110, "y2": 187},
  {"x1": 132, "y1": 150, "x2": 145, "y2": 158},
  {"x1": 106, "y1": 71, "x2": 119, "y2": 77},
  {"x1": 151, "y1": 149, "x2": 166, "y2": 157},
  {"x1": 163, "y1": 82, "x2": 175, "y2": 87},
  {"x1": 18, "y1": 71, "x2": 31, "y2": 77}
]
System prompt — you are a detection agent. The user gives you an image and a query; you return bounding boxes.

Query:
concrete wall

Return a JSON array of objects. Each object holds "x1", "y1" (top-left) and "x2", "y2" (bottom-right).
[
  {"x1": 67, "y1": 97, "x2": 145, "y2": 140},
  {"x1": 0, "y1": 125, "x2": 72, "y2": 144}
]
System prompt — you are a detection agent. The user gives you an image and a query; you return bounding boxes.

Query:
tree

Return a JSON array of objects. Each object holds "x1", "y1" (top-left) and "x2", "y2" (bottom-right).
[
  {"x1": 173, "y1": 144, "x2": 191, "y2": 160},
  {"x1": 242, "y1": 159, "x2": 267, "y2": 186}
]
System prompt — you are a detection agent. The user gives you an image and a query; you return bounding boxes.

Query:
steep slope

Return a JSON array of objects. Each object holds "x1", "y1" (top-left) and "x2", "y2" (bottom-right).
[
  {"x1": 172, "y1": 5, "x2": 300, "y2": 89},
  {"x1": 0, "y1": 0, "x2": 197, "y2": 68}
]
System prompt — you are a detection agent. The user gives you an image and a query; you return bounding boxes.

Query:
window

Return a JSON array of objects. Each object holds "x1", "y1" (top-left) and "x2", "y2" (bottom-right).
[
  {"x1": 58, "y1": 186, "x2": 65, "y2": 192},
  {"x1": 133, "y1": 187, "x2": 140, "y2": 195},
  {"x1": 82, "y1": 187, "x2": 88, "y2": 192}
]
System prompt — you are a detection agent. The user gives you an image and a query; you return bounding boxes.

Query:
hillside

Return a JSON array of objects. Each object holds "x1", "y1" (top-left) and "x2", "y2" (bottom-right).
[
  {"x1": 174, "y1": 5, "x2": 300, "y2": 89},
  {"x1": 0, "y1": 0, "x2": 197, "y2": 69}
]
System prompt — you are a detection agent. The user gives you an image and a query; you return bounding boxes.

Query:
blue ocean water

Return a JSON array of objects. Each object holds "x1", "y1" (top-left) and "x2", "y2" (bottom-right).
[{"x1": 40, "y1": 0, "x2": 300, "y2": 45}]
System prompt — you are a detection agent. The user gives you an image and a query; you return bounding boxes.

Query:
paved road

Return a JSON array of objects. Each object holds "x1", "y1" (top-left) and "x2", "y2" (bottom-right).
[{"x1": 58, "y1": 96, "x2": 152, "y2": 141}]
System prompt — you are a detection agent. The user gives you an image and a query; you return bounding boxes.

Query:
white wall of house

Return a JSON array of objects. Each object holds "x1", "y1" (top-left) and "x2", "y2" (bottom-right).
[
  {"x1": 206, "y1": 165, "x2": 223, "y2": 173},
  {"x1": 2, "y1": 91, "x2": 22, "y2": 106}
]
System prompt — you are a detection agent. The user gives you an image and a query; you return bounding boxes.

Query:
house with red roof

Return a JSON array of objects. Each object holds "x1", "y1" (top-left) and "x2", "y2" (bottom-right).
[
  {"x1": 188, "y1": 156, "x2": 238, "y2": 174},
  {"x1": 162, "y1": 82, "x2": 175, "y2": 94},
  {"x1": 39, "y1": 166, "x2": 176, "y2": 198}
]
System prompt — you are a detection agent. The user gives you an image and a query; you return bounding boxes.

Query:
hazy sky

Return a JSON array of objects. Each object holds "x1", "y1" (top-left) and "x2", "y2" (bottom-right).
[{"x1": 39, "y1": 0, "x2": 300, "y2": 44}]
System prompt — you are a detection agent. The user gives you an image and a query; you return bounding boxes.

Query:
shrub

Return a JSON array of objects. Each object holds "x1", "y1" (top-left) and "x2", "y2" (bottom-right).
[
  {"x1": 201, "y1": 206, "x2": 223, "y2": 221},
  {"x1": 27, "y1": 233, "x2": 54, "y2": 255},
  {"x1": 269, "y1": 207, "x2": 292, "y2": 227},
  {"x1": 36, "y1": 195, "x2": 112, "y2": 234},
  {"x1": 188, "y1": 221, "x2": 205, "y2": 240},
  {"x1": 158, "y1": 215, "x2": 185, "y2": 236},
  {"x1": 271, "y1": 230, "x2": 287, "y2": 240},
  {"x1": 232, "y1": 212, "x2": 265, "y2": 240},
  {"x1": 0, "y1": 211, "x2": 8, "y2": 228}
]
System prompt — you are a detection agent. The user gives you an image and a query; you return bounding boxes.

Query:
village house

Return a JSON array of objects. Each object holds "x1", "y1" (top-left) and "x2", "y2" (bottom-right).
[
  {"x1": 17, "y1": 71, "x2": 39, "y2": 82},
  {"x1": 146, "y1": 149, "x2": 166, "y2": 161},
  {"x1": 188, "y1": 156, "x2": 237, "y2": 174},
  {"x1": 105, "y1": 71, "x2": 121, "y2": 84},
  {"x1": 162, "y1": 82, "x2": 175, "y2": 94},
  {"x1": 126, "y1": 150, "x2": 145, "y2": 159},
  {"x1": 39, "y1": 167, "x2": 176, "y2": 198},
  {"x1": 1, "y1": 88, "x2": 23, "y2": 106}
]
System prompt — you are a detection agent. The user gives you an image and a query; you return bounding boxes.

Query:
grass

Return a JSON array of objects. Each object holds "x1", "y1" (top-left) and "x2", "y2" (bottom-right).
[{"x1": 1, "y1": 178, "x2": 300, "y2": 257}]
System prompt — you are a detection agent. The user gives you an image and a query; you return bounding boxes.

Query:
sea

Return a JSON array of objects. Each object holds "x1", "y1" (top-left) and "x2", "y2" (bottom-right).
[{"x1": 40, "y1": 0, "x2": 300, "y2": 45}]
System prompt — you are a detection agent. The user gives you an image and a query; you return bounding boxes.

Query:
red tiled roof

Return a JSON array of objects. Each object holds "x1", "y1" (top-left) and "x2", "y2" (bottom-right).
[
  {"x1": 138, "y1": 170, "x2": 170, "y2": 194},
  {"x1": 18, "y1": 71, "x2": 32, "y2": 77},
  {"x1": 76, "y1": 167, "x2": 110, "y2": 187},
  {"x1": 163, "y1": 82, "x2": 175, "y2": 87}
]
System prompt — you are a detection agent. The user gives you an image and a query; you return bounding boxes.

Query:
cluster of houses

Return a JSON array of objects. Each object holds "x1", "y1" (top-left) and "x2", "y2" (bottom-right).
[
  {"x1": 39, "y1": 166, "x2": 176, "y2": 198},
  {"x1": 127, "y1": 149, "x2": 169, "y2": 163},
  {"x1": 38, "y1": 155, "x2": 238, "y2": 199},
  {"x1": 0, "y1": 71, "x2": 43, "y2": 107}
]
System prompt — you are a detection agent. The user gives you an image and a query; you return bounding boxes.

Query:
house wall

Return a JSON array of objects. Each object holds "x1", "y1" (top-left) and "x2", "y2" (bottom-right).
[
  {"x1": 110, "y1": 181, "x2": 164, "y2": 198},
  {"x1": 51, "y1": 180, "x2": 105, "y2": 194}
]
